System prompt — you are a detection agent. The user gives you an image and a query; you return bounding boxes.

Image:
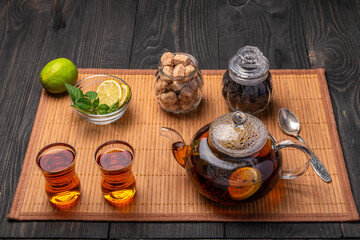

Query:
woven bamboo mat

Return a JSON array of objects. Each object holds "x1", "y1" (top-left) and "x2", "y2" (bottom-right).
[{"x1": 8, "y1": 69, "x2": 359, "y2": 222}]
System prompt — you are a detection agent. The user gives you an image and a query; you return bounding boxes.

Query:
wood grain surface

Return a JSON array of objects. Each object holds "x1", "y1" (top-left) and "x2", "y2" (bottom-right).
[
  {"x1": 297, "y1": 1, "x2": 360, "y2": 238},
  {"x1": 0, "y1": 0, "x2": 359, "y2": 239},
  {"x1": 217, "y1": 0, "x2": 310, "y2": 69}
]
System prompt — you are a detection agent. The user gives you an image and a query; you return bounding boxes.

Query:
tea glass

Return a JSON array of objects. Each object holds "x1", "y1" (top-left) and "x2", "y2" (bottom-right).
[
  {"x1": 94, "y1": 140, "x2": 136, "y2": 206},
  {"x1": 36, "y1": 143, "x2": 81, "y2": 209}
]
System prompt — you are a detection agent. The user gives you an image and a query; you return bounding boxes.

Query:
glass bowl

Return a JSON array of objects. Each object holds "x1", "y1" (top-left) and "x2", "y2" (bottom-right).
[{"x1": 69, "y1": 75, "x2": 131, "y2": 125}]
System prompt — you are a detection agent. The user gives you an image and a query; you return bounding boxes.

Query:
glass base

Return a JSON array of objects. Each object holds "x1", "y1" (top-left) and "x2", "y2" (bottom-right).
[
  {"x1": 159, "y1": 97, "x2": 201, "y2": 114},
  {"x1": 103, "y1": 188, "x2": 136, "y2": 207},
  {"x1": 49, "y1": 190, "x2": 80, "y2": 209}
]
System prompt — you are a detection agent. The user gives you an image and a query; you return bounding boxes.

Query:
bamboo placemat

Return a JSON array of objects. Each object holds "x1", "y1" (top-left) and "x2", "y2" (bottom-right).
[{"x1": 8, "y1": 69, "x2": 359, "y2": 222}]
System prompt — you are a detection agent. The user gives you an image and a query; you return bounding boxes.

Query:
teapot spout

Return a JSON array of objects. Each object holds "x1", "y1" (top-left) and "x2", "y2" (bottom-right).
[{"x1": 160, "y1": 127, "x2": 191, "y2": 168}]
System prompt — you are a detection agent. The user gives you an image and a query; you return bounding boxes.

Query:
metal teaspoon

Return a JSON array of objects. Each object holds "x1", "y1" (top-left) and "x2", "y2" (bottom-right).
[{"x1": 278, "y1": 108, "x2": 332, "y2": 183}]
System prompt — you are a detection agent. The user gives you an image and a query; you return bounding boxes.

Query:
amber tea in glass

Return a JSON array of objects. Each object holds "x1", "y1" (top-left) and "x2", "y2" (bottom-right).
[
  {"x1": 36, "y1": 143, "x2": 81, "y2": 209},
  {"x1": 94, "y1": 140, "x2": 136, "y2": 206}
]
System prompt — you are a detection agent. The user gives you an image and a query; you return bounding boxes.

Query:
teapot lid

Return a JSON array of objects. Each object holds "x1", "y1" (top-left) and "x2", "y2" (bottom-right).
[
  {"x1": 209, "y1": 111, "x2": 268, "y2": 157},
  {"x1": 229, "y1": 46, "x2": 269, "y2": 85}
]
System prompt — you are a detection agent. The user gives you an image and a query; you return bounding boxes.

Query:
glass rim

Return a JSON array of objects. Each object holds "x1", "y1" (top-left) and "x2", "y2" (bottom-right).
[
  {"x1": 35, "y1": 142, "x2": 77, "y2": 174},
  {"x1": 94, "y1": 140, "x2": 135, "y2": 172},
  {"x1": 69, "y1": 74, "x2": 132, "y2": 117}
]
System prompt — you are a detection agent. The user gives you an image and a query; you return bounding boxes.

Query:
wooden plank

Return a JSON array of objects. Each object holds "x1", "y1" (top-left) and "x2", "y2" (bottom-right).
[
  {"x1": 217, "y1": 0, "x2": 310, "y2": 69},
  {"x1": 297, "y1": 1, "x2": 360, "y2": 237},
  {"x1": 109, "y1": 223, "x2": 224, "y2": 239},
  {"x1": 129, "y1": 0, "x2": 219, "y2": 69},
  {"x1": 226, "y1": 223, "x2": 342, "y2": 238},
  {"x1": 0, "y1": 0, "x2": 136, "y2": 238},
  {"x1": 37, "y1": 0, "x2": 137, "y2": 69},
  {"x1": 343, "y1": 223, "x2": 360, "y2": 238}
]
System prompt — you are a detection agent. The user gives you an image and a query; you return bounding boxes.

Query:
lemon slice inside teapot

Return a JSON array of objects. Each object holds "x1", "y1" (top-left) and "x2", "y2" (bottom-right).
[{"x1": 208, "y1": 111, "x2": 268, "y2": 158}]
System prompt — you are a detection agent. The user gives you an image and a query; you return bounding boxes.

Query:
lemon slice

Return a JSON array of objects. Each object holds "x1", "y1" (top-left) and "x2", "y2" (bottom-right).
[
  {"x1": 118, "y1": 84, "x2": 130, "y2": 107},
  {"x1": 96, "y1": 80, "x2": 122, "y2": 106},
  {"x1": 228, "y1": 167, "x2": 262, "y2": 201}
]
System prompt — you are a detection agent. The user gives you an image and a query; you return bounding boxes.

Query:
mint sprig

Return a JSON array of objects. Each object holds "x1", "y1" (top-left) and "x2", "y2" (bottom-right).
[{"x1": 65, "y1": 83, "x2": 120, "y2": 115}]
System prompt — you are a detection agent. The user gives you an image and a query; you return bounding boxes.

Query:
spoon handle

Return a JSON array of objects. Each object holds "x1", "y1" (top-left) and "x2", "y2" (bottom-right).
[{"x1": 296, "y1": 135, "x2": 332, "y2": 183}]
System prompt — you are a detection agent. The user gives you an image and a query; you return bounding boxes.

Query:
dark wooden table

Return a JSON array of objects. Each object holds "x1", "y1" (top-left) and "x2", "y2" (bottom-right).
[{"x1": 1, "y1": 0, "x2": 359, "y2": 239}]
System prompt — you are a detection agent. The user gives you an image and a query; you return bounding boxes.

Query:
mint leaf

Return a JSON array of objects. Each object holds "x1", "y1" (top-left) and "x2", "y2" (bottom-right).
[
  {"x1": 98, "y1": 104, "x2": 110, "y2": 111},
  {"x1": 85, "y1": 91, "x2": 98, "y2": 101},
  {"x1": 109, "y1": 101, "x2": 119, "y2": 113},
  {"x1": 98, "y1": 109, "x2": 108, "y2": 115},
  {"x1": 76, "y1": 98, "x2": 93, "y2": 110},
  {"x1": 93, "y1": 98, "x2": 99, "y2": 108},
  {"x1": 70, "y1": 104, "x2": 87, "y2": 112},
  {"x1": 65, "y1": 83, "x2": 83, "y2": 102}
]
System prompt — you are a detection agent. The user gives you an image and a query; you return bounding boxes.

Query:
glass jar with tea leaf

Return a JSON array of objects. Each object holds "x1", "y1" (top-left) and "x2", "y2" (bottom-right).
[{"x1": 222, "y1": 46, "x2": 272, "y2": 114}]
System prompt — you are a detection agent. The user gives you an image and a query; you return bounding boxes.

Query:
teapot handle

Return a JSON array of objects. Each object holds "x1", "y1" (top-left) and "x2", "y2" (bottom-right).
[{"x1": 274, "y1": 139, "x2": 312, "y2": 179}]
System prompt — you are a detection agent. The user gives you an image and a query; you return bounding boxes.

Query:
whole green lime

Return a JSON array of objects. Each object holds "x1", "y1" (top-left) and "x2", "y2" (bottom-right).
[{"x1": 40, "y1": 58, "x2": 78, "y2": 94}]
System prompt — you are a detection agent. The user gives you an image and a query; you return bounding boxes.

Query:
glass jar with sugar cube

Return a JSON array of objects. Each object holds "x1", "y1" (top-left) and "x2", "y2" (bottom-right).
[{"x1": 155, "y1": 52, "x2": 203, "y2": 114}]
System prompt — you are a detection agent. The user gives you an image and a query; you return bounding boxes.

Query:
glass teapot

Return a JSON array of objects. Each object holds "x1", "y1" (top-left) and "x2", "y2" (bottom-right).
[{"x1": 161, "y1": 111, "x2": 312, "y2": 204}]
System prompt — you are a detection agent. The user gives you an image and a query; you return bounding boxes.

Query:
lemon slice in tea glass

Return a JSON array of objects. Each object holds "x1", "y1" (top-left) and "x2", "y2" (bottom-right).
[{"x1": 70, "y1": 75, "x2": 131, "y2": 125}]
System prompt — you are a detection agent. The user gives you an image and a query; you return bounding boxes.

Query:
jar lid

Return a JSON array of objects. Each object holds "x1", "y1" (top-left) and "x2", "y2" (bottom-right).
[
  {"x1": 209, "y1": 111, "x2": 268, "y2": 157},
  {"x1": 229, "y1": 46, "x2": 269, "y2": 86}
]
